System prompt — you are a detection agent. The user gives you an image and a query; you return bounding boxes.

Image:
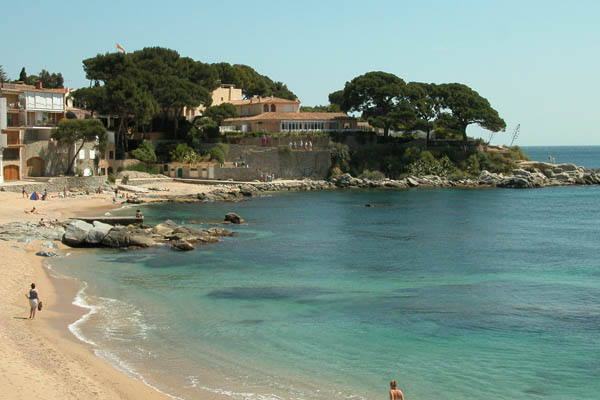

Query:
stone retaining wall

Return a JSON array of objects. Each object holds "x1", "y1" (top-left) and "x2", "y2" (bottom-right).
[{"x1": 0, "y1": 176, "x2": 107, "y2": 193}]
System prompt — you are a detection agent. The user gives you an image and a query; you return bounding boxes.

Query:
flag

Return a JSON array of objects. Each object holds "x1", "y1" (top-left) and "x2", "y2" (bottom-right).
[{"x1": 116, "y1": 43, "x2": 126, "y2": 53}]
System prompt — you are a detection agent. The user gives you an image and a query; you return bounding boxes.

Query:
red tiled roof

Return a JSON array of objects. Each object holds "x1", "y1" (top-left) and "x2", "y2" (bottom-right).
[
  {"x1": 230, "y1": 96, "x2": 299, "y2": 105},
  {"x1": 224, "y1": 112, "x2": 352, "y2": 122}
]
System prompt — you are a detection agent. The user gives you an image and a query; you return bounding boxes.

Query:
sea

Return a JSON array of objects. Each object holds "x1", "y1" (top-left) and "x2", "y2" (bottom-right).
[{"x1": 50, "y1": 146, "x2": 600, "y2": 400}]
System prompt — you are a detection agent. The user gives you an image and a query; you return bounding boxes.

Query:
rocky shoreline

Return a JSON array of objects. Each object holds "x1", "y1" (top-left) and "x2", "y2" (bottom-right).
[
  {"x1": 2, "y1": 161, "x2": 598, "y2": 256},
  {"x1": 131, "y1": 161, "x2": 600, "y2": 204}
]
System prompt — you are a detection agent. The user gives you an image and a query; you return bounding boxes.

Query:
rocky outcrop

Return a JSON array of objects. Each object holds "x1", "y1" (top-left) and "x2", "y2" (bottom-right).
[
  {"x1": 224, "y1": 213, "x2": 244, "y2": 224},
  {"x1": 172, "y1": 240, "x2": 194, "y2": 251},
  {"x1": 59, "y1": 219, "x2": 234, "y2": 250},
  {"x1": 86, "y1": 221, "x2": 112, "y2": 244},
  {"x1": 63, "y1": 220, "x2": 94, "y2": 247}
]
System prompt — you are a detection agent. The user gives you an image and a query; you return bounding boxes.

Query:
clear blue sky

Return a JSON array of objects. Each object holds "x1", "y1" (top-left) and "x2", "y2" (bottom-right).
[{"x1": 2, "y1": 0, "x2": 598, "y2": 146}]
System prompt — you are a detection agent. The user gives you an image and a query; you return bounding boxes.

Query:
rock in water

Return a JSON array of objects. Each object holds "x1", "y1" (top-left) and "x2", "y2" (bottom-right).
[
  {"x1": 63, "y1": 220, "x2": 94, "y2": 247},
  {"x1": 172, "y1": 239, "x2": 195, "y2": 251},
  {"x1": 129, "y1": 234, "x2": 156, "y2": 248},
  {"x1": 224, "y1": 213, "x2": 244, "y2": 224},
  {"x1": 86, "y1": 221, "x2": 113, "y2": 244},
  {"x1": 101, "y1": 228, "x2": 131, "y2": 248}
]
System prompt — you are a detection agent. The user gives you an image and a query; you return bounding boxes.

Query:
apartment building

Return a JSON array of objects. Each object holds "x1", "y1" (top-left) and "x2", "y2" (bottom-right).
[{"x1": 0, "y1": 82, "x2": 97, "y2": 181}]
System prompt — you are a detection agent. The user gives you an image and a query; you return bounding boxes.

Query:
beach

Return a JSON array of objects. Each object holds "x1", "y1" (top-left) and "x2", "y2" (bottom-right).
[{"x1": 0, "y1": 188, "x2": 177, "y2": 400}]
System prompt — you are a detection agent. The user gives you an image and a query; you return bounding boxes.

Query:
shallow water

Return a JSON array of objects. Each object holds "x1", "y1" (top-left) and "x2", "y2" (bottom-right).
[{"x1": 54, "y1": 185, "x2": 600, "y2": 400}]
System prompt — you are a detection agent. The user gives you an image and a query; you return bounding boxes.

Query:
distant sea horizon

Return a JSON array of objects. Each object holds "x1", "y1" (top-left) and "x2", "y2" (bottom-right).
[{"x1": 521, "y1": 145, "x2": 600, "y2": 169}]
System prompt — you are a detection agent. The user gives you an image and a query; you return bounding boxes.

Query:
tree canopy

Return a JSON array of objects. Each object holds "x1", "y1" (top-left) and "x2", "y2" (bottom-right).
[
  {"x1": 0, "y1": 65, "x2": 7, "y2": 83},
  {"x1": 70, "y1": 46, "x2": 297, "y2": 154},
  {"x1": 332, "y1": 71, "x2": 414, "y2": 136},
  {"x1": 51, "y1": 119, "x2": 107, "y2": 174},
  {"x1": 330, "y1": 72, "x2": 505, "y2": 140},
  {"x1": 131, "y1": 140, "x2": 157, "y2": 164}
]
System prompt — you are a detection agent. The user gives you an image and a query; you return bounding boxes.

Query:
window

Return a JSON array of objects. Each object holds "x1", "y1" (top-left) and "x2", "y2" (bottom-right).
[
  {"x1": 89, "y1": 150, "x2": 95, "y2": 159},
  {"x1": 270, "y1": 104, "x2": 276, "y2": 112},
  {"x1": 264, "y1": 104, "x2": 269, "y2": 112},
  {"x1": 292, "y1": 105, "x2": 296, "y2": 112},
  {"x1": 285, "y1": 105, "x2": 290, "y2": 112},
  {"x1": 79, "y1": 149, "x2": 85, "y2": 159},
  {"x1": 109, "y1": 151, "x2": 114, "y2": 159}
]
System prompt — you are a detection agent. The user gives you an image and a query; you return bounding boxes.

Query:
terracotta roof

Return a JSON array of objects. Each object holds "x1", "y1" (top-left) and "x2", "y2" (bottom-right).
[
  {"x1": 224, "y1": 112, "x2": 352, "y2": 122},
  {"x1": 0, "y1": 82, "x2": 66, "y2": 94},
  {"x1": 230, "y1": 96, "x2": 299, "y2": 105}
]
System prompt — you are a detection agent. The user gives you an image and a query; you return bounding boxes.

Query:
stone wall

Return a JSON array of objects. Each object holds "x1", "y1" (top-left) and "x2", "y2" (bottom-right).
[
  {"x1": 214, "y1": 149, "x2": 331, "y2": 180},
  {"x1": 0, "y1": 176, "x2": 107, "y2": 193},
  {"x1": 24, "y1": 140, "x2": 98, "y2": 177}
]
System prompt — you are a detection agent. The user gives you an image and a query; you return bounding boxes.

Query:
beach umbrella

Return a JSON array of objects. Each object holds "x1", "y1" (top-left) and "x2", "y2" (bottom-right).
[{"x1": 29, "y1": 192, "x2": 39, "y2": 200}]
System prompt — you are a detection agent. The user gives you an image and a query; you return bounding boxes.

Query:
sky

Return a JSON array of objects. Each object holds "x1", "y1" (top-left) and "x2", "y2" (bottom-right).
[{"x1": 2, "y1": 0, "x2": 598, "y2": 146}]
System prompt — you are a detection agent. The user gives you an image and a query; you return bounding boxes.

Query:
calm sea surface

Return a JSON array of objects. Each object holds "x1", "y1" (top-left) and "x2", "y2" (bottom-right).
[
  {"x1": 521, "y1": 145, "x2": 600, "y2": 169},
  {"x1": 52, "y1": 147, "x2": 600, "y2": 400}
]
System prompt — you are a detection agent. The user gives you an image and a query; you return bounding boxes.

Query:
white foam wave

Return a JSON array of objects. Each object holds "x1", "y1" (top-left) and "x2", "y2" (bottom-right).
[
  {"x1": 68, "y1": 281, "x2": 98, "y2": 346},
  {"x1": 94, "y1": 348, "x2": 184, "y2": 400}
]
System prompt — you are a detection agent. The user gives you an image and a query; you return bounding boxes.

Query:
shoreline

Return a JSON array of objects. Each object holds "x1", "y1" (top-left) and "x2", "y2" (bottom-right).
[
  {"x1": 1, "y1": 162, "x2": 599, "y2": 400},
  {"x1": 0, "y1": 190, "x2": 179, "y2": 400}
]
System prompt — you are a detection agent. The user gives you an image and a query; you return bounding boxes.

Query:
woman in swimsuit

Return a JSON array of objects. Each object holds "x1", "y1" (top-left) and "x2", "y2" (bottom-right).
[
  {"x1": 389, "y1": 380, "x2": 404, "y2": 400},
  {"x1": 26, "y1": 283, "x2": 40, "y2": 319}
]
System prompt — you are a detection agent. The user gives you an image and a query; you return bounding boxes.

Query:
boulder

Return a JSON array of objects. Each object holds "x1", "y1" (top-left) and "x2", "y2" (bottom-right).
[
  {"x1": 36, "y1": 250, "x2": 60, "y2": 257},
  {"x1": 129, "y1": 234, "x2": 156, "y2": 248},
  {"x1": 86, "y1": 221, "x2": 112, "y2": 244},
  {"x1": 172, "y1": 239, "x2": 195, "y2": 251},
  {"x1": 555, "y1": 173, "x2": 572, "y2": 182},
  {"x1": 206, "y1": 227, "x2": 235, "y2": 237},
  {"x1": 101, "y1": 228, "x2": 131, "y2": 248},
  {"x1": 63, "y1": 220, "x2": 94, "y2": 247},
  {"x1": 224, "y1": 213, "x2": 244, "y2": 224},
  {"x1": 406, "y1": 177, "x2": 420, "y2": 187}
]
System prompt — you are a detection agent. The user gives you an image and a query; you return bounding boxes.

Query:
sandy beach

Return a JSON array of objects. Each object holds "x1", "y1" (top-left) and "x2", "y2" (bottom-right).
[{"x1": 0, "y1": 186, "x2": 201, "y2": 400}]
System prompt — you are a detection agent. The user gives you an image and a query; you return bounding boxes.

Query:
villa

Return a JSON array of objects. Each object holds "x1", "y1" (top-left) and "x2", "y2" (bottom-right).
[{"x1": 221, "y1": 95, "x2": 357, "y2": 133}]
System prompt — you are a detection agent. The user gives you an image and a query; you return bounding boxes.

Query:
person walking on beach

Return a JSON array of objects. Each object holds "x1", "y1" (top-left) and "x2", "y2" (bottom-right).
[
  {"x1": 389, "y1": 380, "x2": 404, "y2": 400},
  {"x1": 22, "y1": 186, "x2": 27, "y2": 199},
  {"x1": 26, "y1": 283, "x2": 40, "y2": 319}
]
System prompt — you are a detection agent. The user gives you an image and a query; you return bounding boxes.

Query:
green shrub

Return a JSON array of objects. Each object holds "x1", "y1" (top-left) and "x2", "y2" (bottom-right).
[
  {"x1": 466, "y1": 154, "x2": 481, "y2": 175},
  {"x1": 509, "y1": 145, "x2": 531, "y2": 161},
  {"x1": 169, "y1": 143, "x2": 200, "y2": 163},
  {"x1": 108, "y1": 173, "x2": 116, "y2": 183},
  {"x1": 75, "y1": 167, "x2": 83, "y2": 177},
  {"x1": 402, "y1": 146, "x2": 421, "y2": 164},
  {"x1": 208, "y1": 146, "x2": 225, "y2": 164},
  {"x1": 406, "y1": 155, "x2": 455, "y2": 177},
  {"x1": 214, "y1": 142, "x2": 230, "y2": 157},
  {"x1": 278, "y1": 145, "x2": 292, "y2": 155},
  {"x1": 121, "y1": 174, "x2": 129, "y2": 184},
  {"x1": 419, "y1": 150, "x2": 435, "y2": 163},
  {"x1": 359, "y1": 169, "x2": 386, "y2": 181},
  {"x1": 131, "y1": 140, "x2": 157, "y2": 163}
]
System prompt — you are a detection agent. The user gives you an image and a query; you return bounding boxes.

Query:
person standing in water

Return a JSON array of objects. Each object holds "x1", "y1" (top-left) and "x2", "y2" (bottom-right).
[
  {"x1": 389, "y1": 380, "x2": 404, "y2": 400},
  {"x1": 26, "y1": 283, "x2": 40, "y2": 319}
]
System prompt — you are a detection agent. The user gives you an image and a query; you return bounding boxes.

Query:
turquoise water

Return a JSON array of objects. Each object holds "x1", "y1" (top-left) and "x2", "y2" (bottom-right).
[{"x1": 53, "y1": 186, "x2": 600, "y2": 400}]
